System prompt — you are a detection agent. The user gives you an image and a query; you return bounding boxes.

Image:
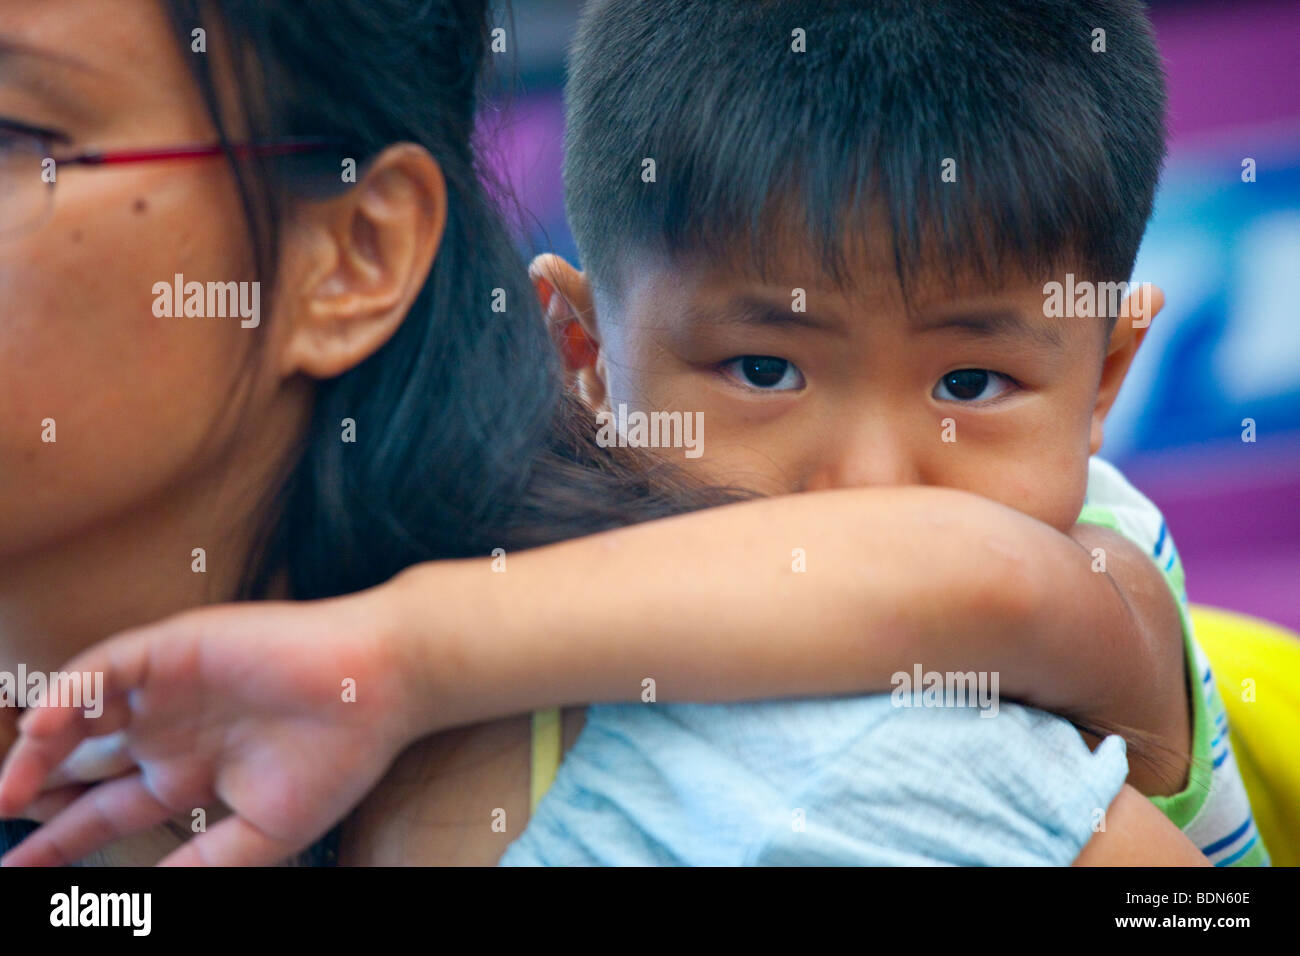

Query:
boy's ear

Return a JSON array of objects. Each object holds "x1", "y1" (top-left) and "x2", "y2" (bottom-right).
[
  {"x1": 275, "y1": 143, "x2": 446, "y2": 379},
  {"x1": 1091, "y1": 284, "x2": 1164, "y2": 454},
  {"x1": 528, "y1": 253, "x2": 608, "y2": 409}
]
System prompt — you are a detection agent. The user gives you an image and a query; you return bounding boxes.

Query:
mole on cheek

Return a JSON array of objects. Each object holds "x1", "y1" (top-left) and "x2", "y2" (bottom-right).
[
  {"x1": 71, "y1": 229, "x2": 83, "y2": 243},
  {"x1": 133, "y1": 198, "x2": 148, "y2": 214}
]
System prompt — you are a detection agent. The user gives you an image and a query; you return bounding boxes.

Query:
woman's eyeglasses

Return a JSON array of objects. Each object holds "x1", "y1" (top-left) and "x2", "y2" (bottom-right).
[{"x1": 0, "y1": 119, "x2": 342, "y2": 238}]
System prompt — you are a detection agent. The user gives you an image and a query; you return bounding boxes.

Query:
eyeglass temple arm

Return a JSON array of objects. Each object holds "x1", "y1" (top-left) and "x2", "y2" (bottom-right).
[{"x1": 55, "y1": 140, "x2": 342, "y2": 167}]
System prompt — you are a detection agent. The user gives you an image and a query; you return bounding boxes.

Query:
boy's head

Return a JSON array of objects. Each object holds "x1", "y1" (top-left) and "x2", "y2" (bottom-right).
[{"x1": 539, "y1": 0, "x2": 1168, "y2": 533}]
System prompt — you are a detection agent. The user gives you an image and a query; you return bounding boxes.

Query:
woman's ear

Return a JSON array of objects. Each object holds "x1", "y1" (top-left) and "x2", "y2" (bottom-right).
[
  {"x1": 274, "y1": 144, "x2": 447, "y2": 379},
  {"x1": 1090, "y1": 283, "x2": 1164, "y2": 454},
  {"x1": 529, "y1": 253, "x2": 608, "y2": 409}
]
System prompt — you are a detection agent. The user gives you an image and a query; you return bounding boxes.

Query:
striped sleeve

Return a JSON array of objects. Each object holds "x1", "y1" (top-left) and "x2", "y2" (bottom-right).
[{"x1": 1078, "y1": 457, "x2": 1269, "y2": 866}]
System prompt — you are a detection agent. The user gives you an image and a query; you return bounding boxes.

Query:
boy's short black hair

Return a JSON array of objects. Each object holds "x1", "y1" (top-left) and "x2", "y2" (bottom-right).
[{"x1": 564, "y1": 0, "x2": 1168, "y2": 297}]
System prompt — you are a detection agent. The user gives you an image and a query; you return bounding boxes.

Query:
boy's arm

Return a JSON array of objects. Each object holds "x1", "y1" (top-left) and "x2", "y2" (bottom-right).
[
  {"x1": 1073, "y1": 785, "x2": 1209, "y2": 866},
  {"x1": 1063, "y1": 522, "x2": 1190, "y2": 793},
  {"x1": 395, "y1": 485, "x2": 1188, "y2": 792},
  {"x1": 0, "y1": 483, "x2": 1181, "y2": 865}
]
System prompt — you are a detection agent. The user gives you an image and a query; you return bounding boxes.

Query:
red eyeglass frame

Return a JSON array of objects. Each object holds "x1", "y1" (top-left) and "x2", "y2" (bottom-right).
[
  {"x1": 1, "y1": 122, "x2": 348, "y2": 236},
  {"x1": 48, "y1": 137, "x2": 345, "y2": 167}
]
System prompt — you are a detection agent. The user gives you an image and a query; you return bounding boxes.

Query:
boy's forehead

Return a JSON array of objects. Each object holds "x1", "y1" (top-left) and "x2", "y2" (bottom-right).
[
  {"x1": 603, "y1": 241, "x2": 1122, "y2": 358},
  {"x1": 649, "y1": 217, "x2": 1064, "y2": 299},
  {"x1": 650, "y1": 246, "x2": 1076, "y2": 334}
]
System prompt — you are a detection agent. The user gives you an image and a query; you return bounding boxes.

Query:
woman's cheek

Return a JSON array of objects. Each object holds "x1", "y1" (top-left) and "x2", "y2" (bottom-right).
[
  {"x1": 0, "y1": 211, "x2": 252, "y2": 559},
  {"x1": 0, "y1": 319, "x2": 221, "y2": 560}
]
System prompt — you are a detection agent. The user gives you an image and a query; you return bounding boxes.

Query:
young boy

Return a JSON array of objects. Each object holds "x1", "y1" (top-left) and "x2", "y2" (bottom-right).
[
  {"x1": 519, "y1": 0, "x2": 1265, "y2": 865},
  {"x1": 0, "y1": 0, "x2": 1267, "y2": 866}
]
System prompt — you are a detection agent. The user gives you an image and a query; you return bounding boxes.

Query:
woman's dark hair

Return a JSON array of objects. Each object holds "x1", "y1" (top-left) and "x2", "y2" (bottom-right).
[
  {"x1": 163, "y1": 0, "x2": 740, "y2": 602},
  {"x1": 0, "y1": 0, "x2": 740, "y2": 865},
  {"x1": 180, "y1": 0, "x2": 746, "y2": 862}
]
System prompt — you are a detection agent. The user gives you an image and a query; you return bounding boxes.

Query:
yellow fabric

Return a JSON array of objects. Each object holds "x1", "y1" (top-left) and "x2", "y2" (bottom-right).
[
  {"x1": 530, "y1": 707, "x2": 563, "y2": 813},
  {"x1": 1191, "y1": 605, "x2": 1300, "y2": 866}
]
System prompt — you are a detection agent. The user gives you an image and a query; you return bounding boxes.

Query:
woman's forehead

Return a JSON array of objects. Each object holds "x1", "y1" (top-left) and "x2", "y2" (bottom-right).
[
  {"x1": 0, "y1": 0, "x2": 185, "y2": 97},
  {"x1": 0, "y1": 0, "x2": 230, "y2": 144}
]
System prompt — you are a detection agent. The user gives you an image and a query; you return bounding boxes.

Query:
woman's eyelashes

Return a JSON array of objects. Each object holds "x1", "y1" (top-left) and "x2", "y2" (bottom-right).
[
  {"x1": 0, "y1": 116, "x2": 68, "y2": 146},
  {"x1": 932, "y1": 369, "x2": 1017, "y2": 404},
  {"x1": 719, "y1": 355, "x2": 806, "y2": 392}
]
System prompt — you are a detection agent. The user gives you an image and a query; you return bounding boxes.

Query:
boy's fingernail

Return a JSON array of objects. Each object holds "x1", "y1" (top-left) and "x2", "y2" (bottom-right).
[{"x1": 537, "y1": 279, "x2": 554, "y2": 311}]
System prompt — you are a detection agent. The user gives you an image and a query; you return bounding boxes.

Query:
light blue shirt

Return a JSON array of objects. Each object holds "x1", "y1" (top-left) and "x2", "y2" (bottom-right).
[{"x1": 501, "y1": 696, "x2": 1129, "y2": 866}]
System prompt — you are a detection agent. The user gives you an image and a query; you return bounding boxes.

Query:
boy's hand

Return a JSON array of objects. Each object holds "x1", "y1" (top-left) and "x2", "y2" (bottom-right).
[{"x1": 0, "y1": 587, "x2": 428, "y2": 866}]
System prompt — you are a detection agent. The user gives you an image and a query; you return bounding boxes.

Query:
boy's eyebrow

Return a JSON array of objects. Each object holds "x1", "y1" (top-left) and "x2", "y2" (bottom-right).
[
  {"x1": 683, "y1": 296, "x2": 848, "y2": 336},
  {"x1": 910, "y1": 309, "x2": 1065, "y2": 349}
]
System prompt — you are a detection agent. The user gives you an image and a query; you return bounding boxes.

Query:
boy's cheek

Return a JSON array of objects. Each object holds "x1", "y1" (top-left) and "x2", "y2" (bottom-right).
[
  {"x1": 949, "y1": 398, "x2": 1094, "y2": 531},
  {"x1": 596, "y1": 342, "x2": 666, "y2": 411},
  {"x1": 630, "y1": 409, "x2": 794, "y2": 493},
  {"x1": 962, "y1": 455, "x2": 1088, "y2": 533},
  {"x1": 698, "y1": 449, "x2": 796, "y2": 495}
]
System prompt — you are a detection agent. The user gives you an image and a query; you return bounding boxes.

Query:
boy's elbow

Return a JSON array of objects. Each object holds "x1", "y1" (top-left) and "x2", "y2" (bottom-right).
[
  {"x1": 953, "y1": 499, "x2": 1051, "y2": 631},
  {"x1": 923, "y1": 489, "x2": 1057, "y2": 641},
  {"x1": 969, "y1": 543, "x2": 1044, "y2": 637}
]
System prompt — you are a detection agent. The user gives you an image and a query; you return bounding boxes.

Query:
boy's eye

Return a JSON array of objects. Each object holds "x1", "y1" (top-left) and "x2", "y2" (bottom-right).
[
  {"x1": 721, "y1": 355, "x2": 805, "y2": 392},
  {"x1": 933, "y1": 369, "x2": 1015, "y2": 403}
]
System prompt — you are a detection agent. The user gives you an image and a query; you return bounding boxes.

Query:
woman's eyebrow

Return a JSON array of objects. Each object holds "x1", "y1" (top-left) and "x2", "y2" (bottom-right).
[
  {"x1": 0, "y1": 35, "x2": 108, "y2": 122},
  {"x1": 0, "y1": 34, "x2": 102, "y2": 74}
]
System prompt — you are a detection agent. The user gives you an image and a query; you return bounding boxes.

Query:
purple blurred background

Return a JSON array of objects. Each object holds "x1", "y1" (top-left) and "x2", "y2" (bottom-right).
[{"x1": 485, "y1": 0, "x2": 1300, "y2": 629}]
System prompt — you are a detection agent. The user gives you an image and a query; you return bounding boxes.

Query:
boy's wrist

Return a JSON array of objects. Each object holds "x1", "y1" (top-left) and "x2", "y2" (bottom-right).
[
  {"x1": 372, "y1": 563, "x2": 469, "y2": 739},
  {"x1": 375, "y1": 558, "x2": 559, "y2": 740}
]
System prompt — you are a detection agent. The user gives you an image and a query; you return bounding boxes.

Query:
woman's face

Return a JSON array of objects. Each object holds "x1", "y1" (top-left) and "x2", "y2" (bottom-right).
[{"x1": 0, "y1": 0, "x2": 291, "y2": 565}]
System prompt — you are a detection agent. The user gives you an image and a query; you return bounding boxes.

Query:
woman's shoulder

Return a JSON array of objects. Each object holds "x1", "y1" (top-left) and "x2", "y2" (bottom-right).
[{"x1": 501, "y1": 697, "x2": 1130, "y2": 866}]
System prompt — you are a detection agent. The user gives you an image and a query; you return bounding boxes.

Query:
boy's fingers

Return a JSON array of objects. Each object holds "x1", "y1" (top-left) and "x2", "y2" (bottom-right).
[
  {"x1": 22, "y1": 694, "x2": 132, "y2": 741},
  {"x1": 16, "y1": 627, "x2": 155, "y2": 741},
  {"x1": 0, "y1": 735, "x2": 75, "y2": 817},
  {"x1": 5, "y1": 622, "x2": 176, "y2": 811},
  {"x1": 45, "y1": 732, "x2": 134, "y2": 789},
  {"x1": 17, "y1": 697, "x2": 83, "y2": 739},
  {"x1": 0, "y1": 773, "x2": 174, "y2": 867},
  {"x1": 0, "y1": 699, "x2": 132, "y2": 816},
  {"x1": 21, "y1": 784, "x2": 90, "y2": 823},
  {"x1": 158, "y1": 815, "x2": 300, "y2": 868},
  {"x1": 51, "y1": 626, "x2": 165, "y2": 719}
]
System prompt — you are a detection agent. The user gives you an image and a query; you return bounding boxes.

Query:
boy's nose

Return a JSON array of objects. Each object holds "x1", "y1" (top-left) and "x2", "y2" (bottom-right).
[{"x1": 803, "y1": 435, "x2": 921, "y2": 491}]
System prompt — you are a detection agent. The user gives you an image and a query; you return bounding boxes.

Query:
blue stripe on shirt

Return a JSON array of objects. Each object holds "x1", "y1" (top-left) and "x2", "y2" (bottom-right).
[
  {"x1": 1215, "y1": 834, "x2": 1259, "y2": 867},
  {"x1": 1202, "y1": 815, "x2": 1254, "y2": 856}
]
